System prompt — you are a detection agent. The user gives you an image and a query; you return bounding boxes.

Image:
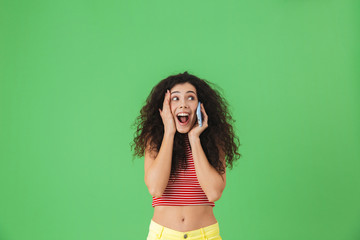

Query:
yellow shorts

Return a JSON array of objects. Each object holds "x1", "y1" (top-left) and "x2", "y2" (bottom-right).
[{"x1": 146, "y1": 219, "x2": 223, "y2": 240}]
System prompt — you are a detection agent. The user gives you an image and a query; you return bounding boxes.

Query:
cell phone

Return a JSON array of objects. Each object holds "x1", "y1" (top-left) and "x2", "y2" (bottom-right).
[{"x1": 196, "y1": 101, "x2": 202, "y2": 127}]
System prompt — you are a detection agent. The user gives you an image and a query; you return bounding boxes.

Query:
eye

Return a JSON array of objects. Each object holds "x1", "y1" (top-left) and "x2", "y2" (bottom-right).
[{"x1": 171, "y1": 96, "x2": 195, "y2": 101}]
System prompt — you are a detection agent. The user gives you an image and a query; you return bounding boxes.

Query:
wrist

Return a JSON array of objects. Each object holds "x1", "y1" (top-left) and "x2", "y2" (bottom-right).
[
  {"x1": 188, "y1": 134, "x2": 200, "y2": 143},
  {"x1": 164, "y1": 130, "x2": 175, "y2": 138}
]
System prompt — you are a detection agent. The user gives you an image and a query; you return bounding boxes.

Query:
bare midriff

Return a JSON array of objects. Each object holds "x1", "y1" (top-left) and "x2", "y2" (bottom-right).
[{"x1": 152, "y1": 205, "x2": 217, "y2": 232}]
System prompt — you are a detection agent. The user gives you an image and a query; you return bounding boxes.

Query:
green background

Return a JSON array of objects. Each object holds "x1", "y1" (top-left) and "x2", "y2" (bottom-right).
[{"x1": 1, "y1": 0, "x2": 359, "y2": 239}]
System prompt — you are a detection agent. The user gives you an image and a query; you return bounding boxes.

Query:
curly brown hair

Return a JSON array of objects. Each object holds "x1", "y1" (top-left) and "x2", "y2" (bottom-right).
[{"x1": 131, "y1": 71, "x2": 241, "y2": 180}]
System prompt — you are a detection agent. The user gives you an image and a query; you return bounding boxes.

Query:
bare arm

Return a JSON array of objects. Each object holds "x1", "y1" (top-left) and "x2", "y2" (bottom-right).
[
  {"x1": 189, "y1": 136, "x2": 226, "y2": 202},
  {"x1": 144, "y1": 89, "x2": 177, "y2": 198},
  {"x1": 144, "y1": 132, "x2": 174, "y2": 198},
  {"x1": 188, "y1": 102, "x2": 226, "y2": 202}
]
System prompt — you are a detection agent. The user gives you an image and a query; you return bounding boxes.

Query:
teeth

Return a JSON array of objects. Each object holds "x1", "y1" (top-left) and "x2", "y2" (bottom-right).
[{"x1": 177, "y1": 113, "x2": 189, "y2": 117}]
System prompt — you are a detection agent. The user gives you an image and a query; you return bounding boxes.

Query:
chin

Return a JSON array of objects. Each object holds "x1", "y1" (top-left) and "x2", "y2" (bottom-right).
[
  {"x1": 176, "y1": 128, "x2": 190, "y2": 134},
  {"x1": 175, "y1": 120, "x2": 196, "y2": 134}
]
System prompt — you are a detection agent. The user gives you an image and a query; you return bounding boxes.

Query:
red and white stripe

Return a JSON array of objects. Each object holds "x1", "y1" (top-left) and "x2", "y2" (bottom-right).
[{"x1": 152, "y1": 135, "x2": 215, "y2": 207}]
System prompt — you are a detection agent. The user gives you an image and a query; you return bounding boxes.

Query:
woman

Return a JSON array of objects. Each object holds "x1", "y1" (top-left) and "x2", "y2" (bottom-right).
[{"x1": 132, "y1": 71, "x2": 241, "y2": 240}]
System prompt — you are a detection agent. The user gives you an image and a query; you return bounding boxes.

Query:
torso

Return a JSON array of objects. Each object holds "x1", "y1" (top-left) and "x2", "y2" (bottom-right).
[{"x1": 152, "y1": 205, "x2": 217, "y2": 232}]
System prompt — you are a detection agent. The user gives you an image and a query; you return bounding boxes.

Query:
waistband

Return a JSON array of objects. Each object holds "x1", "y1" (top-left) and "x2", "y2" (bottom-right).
[{"x1": 149, "y1": 219, "x2": 220, "y2": 239}]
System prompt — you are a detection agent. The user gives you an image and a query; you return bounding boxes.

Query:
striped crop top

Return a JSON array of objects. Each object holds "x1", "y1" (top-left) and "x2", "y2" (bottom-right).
[{"x1": 152, "y1": 134, "x2": 215, "y2": 207}]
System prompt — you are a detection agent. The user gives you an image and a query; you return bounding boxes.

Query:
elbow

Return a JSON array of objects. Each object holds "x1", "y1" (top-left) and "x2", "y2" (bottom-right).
[
  {"x1": 208, "y1": 193, "x2": 220, "y2": 203},
  {"x1": 146, "y1": 182, "x2": 164, "y2": 198},
  {"x1": 208, "y1": 196, "x2": 217, "y2": 202},
  {"x1": 145, "y1": 177, "x2": 164, "y2": 198},
  {"x1": 208, "y1": 189, "x2": 224, "y2": 202},
  {"x1": 150, "y1": 188, "x2": 163, "y2": 198}
]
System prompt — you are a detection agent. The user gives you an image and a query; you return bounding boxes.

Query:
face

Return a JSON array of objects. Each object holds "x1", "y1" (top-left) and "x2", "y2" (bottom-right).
[{"x1": 170, "y1": 82, "x2": 199, "y2": 133}]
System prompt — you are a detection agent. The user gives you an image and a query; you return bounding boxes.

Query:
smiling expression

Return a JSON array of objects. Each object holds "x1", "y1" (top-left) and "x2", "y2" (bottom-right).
[{"x1": 170, "y1": 82, "x2": 199, "y2": 133}]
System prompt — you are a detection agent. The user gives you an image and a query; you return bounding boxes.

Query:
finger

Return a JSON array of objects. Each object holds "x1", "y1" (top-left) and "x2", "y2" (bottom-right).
[
  {"x1": 164, "y1": 90, "x2": 170, "y2": 103},
  {"x1": 166, "y1": 90, "x2": 171, "y2": 102},
  {"x1": 162, "y1": 90, "x2": 169, "y2": 109},
  {"x1": 166, "y1": 90, "x2": 172, "y2": 109},
  {"x1": 162, "y1": 92, "x2": 167, "y2": 104}
]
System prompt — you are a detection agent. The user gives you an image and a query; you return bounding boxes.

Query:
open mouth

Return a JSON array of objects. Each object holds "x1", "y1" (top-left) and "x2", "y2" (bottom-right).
[{"x1": 177, "y1": 113, "x2": 190, "y2": 126}]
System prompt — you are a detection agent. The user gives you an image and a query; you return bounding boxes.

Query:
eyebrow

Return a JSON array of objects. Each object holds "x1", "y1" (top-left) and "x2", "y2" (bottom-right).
[{"x1": 170, "y1": 90, "x2": 197, "y2": 95}]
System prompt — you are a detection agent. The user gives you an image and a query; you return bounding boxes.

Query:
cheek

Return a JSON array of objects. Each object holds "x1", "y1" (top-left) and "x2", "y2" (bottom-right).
[
  {"x1": 170, "y1": 103, "x2": 176, "y2": 113},
  {"x1": 191, "y1": 105, "x2": 198, "y2": 114}
]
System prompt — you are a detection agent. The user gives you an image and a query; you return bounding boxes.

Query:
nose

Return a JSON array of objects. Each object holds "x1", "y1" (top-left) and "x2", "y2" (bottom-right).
[
  {"x1": 178, "y1": 97, "x2": 189, "y2": 109},
  {"x1": 179, "y1": 101, "x2": 189, "y2": 109}
]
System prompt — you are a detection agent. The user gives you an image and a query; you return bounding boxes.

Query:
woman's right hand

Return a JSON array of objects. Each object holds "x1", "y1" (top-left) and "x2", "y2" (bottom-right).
[{"x1": 159, "y1": 89, "x2": 176, "y2": 135}]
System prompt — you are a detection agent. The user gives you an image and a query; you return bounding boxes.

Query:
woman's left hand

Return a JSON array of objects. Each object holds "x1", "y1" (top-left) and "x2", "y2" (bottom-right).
[{"x1": 188, "y1": 103, "x2": 208, "y2": 139}]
